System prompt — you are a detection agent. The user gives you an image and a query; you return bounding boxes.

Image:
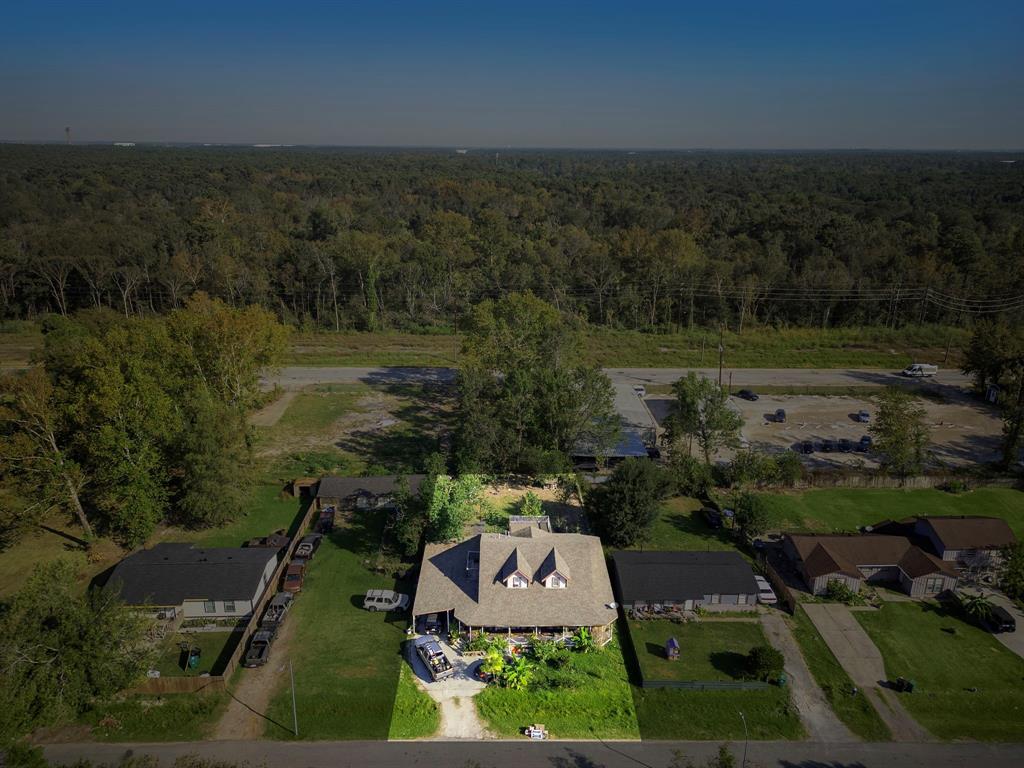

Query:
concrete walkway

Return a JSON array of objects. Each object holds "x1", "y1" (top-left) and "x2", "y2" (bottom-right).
[
  {"x1": 803, "y1": 603, "x2": 931, "y2": 742},
  {"x1": 759, "y1": 612, "x2": 856, "y2": 742},
  {"x1": 406, "y1": 640, "x2": 490, "y2": 739}
]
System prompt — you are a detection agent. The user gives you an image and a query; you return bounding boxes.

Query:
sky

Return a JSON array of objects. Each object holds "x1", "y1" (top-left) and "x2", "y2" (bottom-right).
[{"x1": 1, "y1": 0, "x2": 1022, "y2": 149}]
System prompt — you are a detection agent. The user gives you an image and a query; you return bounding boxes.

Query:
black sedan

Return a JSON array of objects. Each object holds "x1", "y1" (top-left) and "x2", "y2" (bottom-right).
[
  {"x1": 821, "y1": 438, "x2": 837, "y2": 453},
  {"x1": 798, "y1": 440, "x2": 814, "y2": 454},
  {"x1": 838, "y1": 438, "x2": 854, "y2": 453},
  {"x1": 736, "y1": 389, "x2": 759, "y2": 401}
]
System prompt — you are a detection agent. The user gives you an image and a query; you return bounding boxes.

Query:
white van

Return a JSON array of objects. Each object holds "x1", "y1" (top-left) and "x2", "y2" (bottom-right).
[{"x1": 902, "y1": 363, "x2": 938, "y2": 377}]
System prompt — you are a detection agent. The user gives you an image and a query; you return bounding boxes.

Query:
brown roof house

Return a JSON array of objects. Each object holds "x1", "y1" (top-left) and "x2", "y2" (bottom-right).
[
  {"x1": 315, "y1": 475, "x2": 425, "y2": 512},
  {"x1": 784, "y1": 533, "x2": 958, "y2": 598},
  {"x1": 911, "y1": 516, "x2": 1016, "y2": 569},
  {"x1": 412, "y1": 526, "x2": 617, "y2": 645}
]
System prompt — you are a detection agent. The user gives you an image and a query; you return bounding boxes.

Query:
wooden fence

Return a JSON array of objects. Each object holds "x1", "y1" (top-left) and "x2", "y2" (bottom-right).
[
  {"x1": 639, "y1": 679, "x2": 772, "y2": 690},
  {"x1": 763, "y1": 561, "x2": 798, "y2": 616},
  {"x1": 131, "y1": 500, "x2": 317, "y2": 696},
  {"x1": 795, "y1": 473, "x2": 1021, "y2": 491}
]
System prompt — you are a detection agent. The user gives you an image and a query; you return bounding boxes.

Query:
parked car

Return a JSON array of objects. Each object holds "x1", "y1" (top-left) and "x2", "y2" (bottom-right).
[
  {"x1": 295, "y1": 533, "x2": 323, "y2": 559},
  {"x1": 363, "y1": 589, "x2": 410, "y2": 612},
  {"x1": 246, "y1": 530, "x2": 290, "y2": 550},
  {"x1": 754, "y1": 575, "x2": 778, "y2": 605},
  {"x1": 632, "y1": 384, "x2": 646, "y2": 397},
  {"x1": 981, "y1": 605, "x2": 1017, "y2": 634},
  {"x1": 260, "y1": 592, "x2": 293, "y2": 629},
  {"x1": 736, "y1": 389, "x2": 759, "y2": 401},
  {"x1": 857, "y1": 410, "x2": 871, "y2": 423},
  {"x1": 799, "y1": 439, "x2": 814, "y2": 454},
  {"x1": 243, "y1": 629, "x2": 275, "y2": 668},
  {"x1": 282, "y1": 561, "x2": 306, "y2": 593},
  {"x1": 422, "y1": 613, "x2": 443, "y2": 635},
  {"x1": 858, "y1": 435, "x2": 873, "y2": 452},
  {"x1": 821, "y1": 438, "x2": 837, "y2": 452},
  {"x1": 702, "y1": 507, "x2": 723, "y2": 529},
  {"x1": 902, "y1": 363, "x2": 938, "y2": 377},
  {"x1": 317, "y1": 508, "x2": 335, "y2": 533},
  {"x1": 415, "y1": 637, "x2": 454, "y2": 681},
  {"x1": 774, "y1": 408, "x2": 786, "y2": 423},
  {"x1": 838, "y1": 438, "x2": 854, "y2": 453}
]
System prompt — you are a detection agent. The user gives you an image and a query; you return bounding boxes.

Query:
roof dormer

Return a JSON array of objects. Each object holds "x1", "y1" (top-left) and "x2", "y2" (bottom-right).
[
  {"x1": 499, "y1": 547, "x2": 531, "y2": 589},
  {"x1": 537, "y1": 547, "x2": 570, "y2": 588}
]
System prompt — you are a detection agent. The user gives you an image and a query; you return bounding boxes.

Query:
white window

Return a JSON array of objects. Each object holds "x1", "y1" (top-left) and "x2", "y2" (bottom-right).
[
  {"x1": 710, "y1": 594, "x2": 721, "y2": 604},
  {"x1": 509, "y1": 574, "x2": 528, "y2": 589},
  {"x1": 203, "y1": 600, "x2": 217, "y2": 614},
  {"x1": 546, "y1": 573, "x2": 566, "y2": 589},
  {"x1": 224, "y1": 600, "x2": 236, "y2": 613},
  {"x1": 738, "y1": 594, "x2": 747, "y2": 605}
]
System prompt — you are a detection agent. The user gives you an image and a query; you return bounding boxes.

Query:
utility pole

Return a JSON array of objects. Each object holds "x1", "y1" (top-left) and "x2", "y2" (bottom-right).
[
  {"x1": 700, "y1": 336, "x2": 705, "y2": 365},
  {"x1": 718, "y1": 325, "x2": 725, "y2": 389},
  {"x1": 289, "y1": 660, "x2": 299, "y2": 737},
  {"x1": 738, "y1": 710, "x2": 748, "y2": 768}
]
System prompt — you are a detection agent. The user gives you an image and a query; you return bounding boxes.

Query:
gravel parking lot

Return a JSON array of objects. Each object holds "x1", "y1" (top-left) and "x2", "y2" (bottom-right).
[{"x1": 649, "y1": 391, "x2": 1003, "y2": 469}]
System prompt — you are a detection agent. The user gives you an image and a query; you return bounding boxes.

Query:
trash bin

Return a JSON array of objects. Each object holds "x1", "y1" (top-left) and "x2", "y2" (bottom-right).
[{"x1": 776, "y1": 673, "x2": 787, "y2": 687}]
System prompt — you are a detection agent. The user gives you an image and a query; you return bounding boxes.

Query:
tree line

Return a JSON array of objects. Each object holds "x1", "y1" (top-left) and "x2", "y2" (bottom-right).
[
  {"x1": 1, "y1": 146, "x2": 1022, "y2": 333},
  {"x1": 0, "y1": 293, "x2": 288, "y2": 548}
]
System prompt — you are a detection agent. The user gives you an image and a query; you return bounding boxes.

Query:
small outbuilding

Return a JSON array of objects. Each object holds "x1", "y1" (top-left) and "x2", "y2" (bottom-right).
[{"x1": 315, "y1": 475, "x2": 425, "y2": 512}]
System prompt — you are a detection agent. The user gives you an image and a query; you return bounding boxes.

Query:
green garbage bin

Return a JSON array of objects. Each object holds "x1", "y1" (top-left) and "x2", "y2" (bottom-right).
[{"x1": 776, "y1": 673, "x2": 787, "y2": 687}]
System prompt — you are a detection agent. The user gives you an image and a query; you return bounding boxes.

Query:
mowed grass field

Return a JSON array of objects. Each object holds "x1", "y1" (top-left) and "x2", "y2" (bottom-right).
[
  {"x1": 855, "y1": 602, "x2": 1024, "y2": 741},
  {"x1": 628, "y1": 619, "x2": 766, "y2": 683},
  {"x1": 641, "y1": 497, "x2": 742, "y2": 552},
  {"x1": 789, "y1": 607, "x2": 891, "y2": 741},
  {"x1": 3, "y1": 323, "x2": 965, "y2": 370},
  {"x1": 263, "y1": 507, "x2": 436, "y2": 740},
  {"x1": 759, "y1": 487, "x2": 1024, "y2": 536}
]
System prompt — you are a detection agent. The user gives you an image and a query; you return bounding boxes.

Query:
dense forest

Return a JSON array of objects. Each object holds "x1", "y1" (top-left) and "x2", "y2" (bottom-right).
[{"x1": 1, "y1": 146, "x2": 1022, "y2": 331}]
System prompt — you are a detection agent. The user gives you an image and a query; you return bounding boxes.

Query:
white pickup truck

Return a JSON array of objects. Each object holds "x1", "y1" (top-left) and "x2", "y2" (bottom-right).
[{"x1": 902, "y1": 363, "x2": 938, "y2": 377}]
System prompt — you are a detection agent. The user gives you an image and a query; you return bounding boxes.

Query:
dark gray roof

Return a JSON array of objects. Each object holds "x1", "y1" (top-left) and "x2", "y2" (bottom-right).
[
  {"x1": 499, "y1": 547, "x2": 531, "y2": 582},
  {"x1": 106, "y1": 543, "x2": 277, "y2": 606},
  {"x1": 538, "y1": 547, "x2": 570, "y2": 581},
  {"x1": 611, "y1": 550, "x2": 758, "y2": 602},
  {"x1": 316, "y1": 475, "x2": 425, "y2": 499}
]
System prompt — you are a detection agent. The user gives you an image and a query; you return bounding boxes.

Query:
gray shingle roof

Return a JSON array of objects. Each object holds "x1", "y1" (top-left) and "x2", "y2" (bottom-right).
[
  {"x1": 499, "y1": 547, "x2": 531, "y2": 583},
  {"x1": 105, "y1": 543, "x2": 277, "y2": 606},
  {"x1": 611, "y1": 551, "x2": 758, "y2": 602},
  {"x1": 316, "y1": 475, "x2": 425, "y2": 499},
  {"x1": 537, "y1": 547, "x2": 570, "y2": 582},
  {"x1": 414, "y1": 530, "x2": 616, "y2": 628}
]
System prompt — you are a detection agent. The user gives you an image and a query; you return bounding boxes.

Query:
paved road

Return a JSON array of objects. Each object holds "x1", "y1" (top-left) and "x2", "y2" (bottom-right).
[
  {"x1": 759, "y1": 613, "x2": 854, "y2": 743},
  {"x1": 803, "y1": 604, "x2": 931, "y2": 742},
  {"x1": 264, "y1": 366, "x2": 973, "y2": 391},
  {"x1": 42, "y1": 739, "x2": 1024, "y2": 767}
]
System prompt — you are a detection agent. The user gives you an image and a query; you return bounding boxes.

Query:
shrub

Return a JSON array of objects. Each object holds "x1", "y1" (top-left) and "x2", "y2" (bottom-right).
[
  {"x1": 572, "y1": 626, "x2": 597, "y2": 653},
  {"x1": 518, "y1": 491, "x2": 544, "y2": 517},
  {"x1": 746, "y1": 645, "x2": 785, "y2": 681},
  {"x1": 824, "y1": 579, "x2": 866, "y2": 606}
]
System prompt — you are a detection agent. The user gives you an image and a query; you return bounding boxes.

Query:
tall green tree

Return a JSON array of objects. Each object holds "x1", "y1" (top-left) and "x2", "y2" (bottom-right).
[
  {"x1": 0, "y1": 561, "x2": 150, "y2": 744},
  {"x1": 0, "y1": 367, "x2": 93, "y2": 541},
  {"x1": 586, "y1": 458, "x2": 671, "y2": 548},
  {"x1": 455, "y1": 294, "x2": 617, "y2": 473},
  {"x1": 870, "y1": 388, "x2": 930, "y2": 477},
  {"x1": 666, "y1": 372, "x2": 744, "y2": 465},
  {"x1": 425, "y1": 474, "x2": 483, "y2": 542}
]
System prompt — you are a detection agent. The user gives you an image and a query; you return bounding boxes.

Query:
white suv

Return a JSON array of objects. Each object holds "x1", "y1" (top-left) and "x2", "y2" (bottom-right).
[
  {"x1": 754, "y1": 575, "x2": 778, "y2": 605},
  {"x1": 363, "y1": 589, "x2": 409, "y2": 612}
]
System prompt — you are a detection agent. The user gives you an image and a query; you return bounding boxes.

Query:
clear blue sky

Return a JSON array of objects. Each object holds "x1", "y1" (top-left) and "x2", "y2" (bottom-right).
[{"x1": 1, "y1": 0, "x2": 1022, "y2": 148}]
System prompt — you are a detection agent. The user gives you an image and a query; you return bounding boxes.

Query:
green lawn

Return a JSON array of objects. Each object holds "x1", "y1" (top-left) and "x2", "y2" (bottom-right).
[
  {"x1": 759, "y1": 487, "x2": 1024, "y2": 536},
  {"x1": 789, "y1": 608, "x2": 891, "y2": 741},
  {"x1": 264, "y1": 507, "x2": 412, "y2": 740},
  {"x1": 855, "y1": 602, "x2": 1024, "y2": 741},
  {"x1": 475, "y1": 632, "x2": 640, "y2": 739},
  {"x1": 628, "y1": 620, "x2": 765, "y2": 683},
  {"x1": 5, "y1": 323, "x2": 965, "y2": 370},
  {"x1": 641, "y1": 497, "x2": 740, "y2": 552},
  {"x1": 632, "y1": 686, "x2": 804, "y2": 740},
  {"x1": 387, "y1": 663, "x2": 440, "y2": 739},
  {"x1": 83, "y1": 692, "x2": 229, "y2": 742},
  {"x1": 153, "y1": 631, "x2": 240, "y2": 677}
]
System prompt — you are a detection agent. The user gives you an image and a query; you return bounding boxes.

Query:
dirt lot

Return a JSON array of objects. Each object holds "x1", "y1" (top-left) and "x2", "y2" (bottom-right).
[{"x1": 649, "y1": 391, "x2": 1003, "y2": 469}]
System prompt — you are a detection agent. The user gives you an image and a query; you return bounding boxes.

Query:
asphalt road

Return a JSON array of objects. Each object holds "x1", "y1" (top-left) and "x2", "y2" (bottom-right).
[
  {"x1": 265, "y1": 366, "x2": 972, "y2": 391},
  {"x1": 42, "y1": 739, "x2": 1024, "y2": 768}
]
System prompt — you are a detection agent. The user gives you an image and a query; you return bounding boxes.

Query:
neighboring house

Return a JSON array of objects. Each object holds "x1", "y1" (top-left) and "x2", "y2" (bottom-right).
[
  {"x1": 412, "y1": 526, "x2": 617, "y2": 644},
  {"x1": 912, "y1": 516, "x2": 1015, "y2": 568},
  {"x1": 784, "y1": 533, "x2": 958, "y2": 597},
  {"x1": 105, "y1": 543, "x2": 279, "y2": 620},
  {"x1": 611, "y1": 551, "x2": 759, "y2": 612},
  {"x1": 315, "y1": 475, "x2": 425, "y2": 512},
  {"x1": 508, "y1": 515, "x2": 551, "y2": 534}
]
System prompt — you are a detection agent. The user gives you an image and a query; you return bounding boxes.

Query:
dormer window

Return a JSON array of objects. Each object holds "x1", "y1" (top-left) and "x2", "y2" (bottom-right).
[
  {"x1": 544, "y1": 572, "x2": 567, "y2": 589},
  {"x1": 508, "y1": 573, "x2": 529, "y2": 589}
]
